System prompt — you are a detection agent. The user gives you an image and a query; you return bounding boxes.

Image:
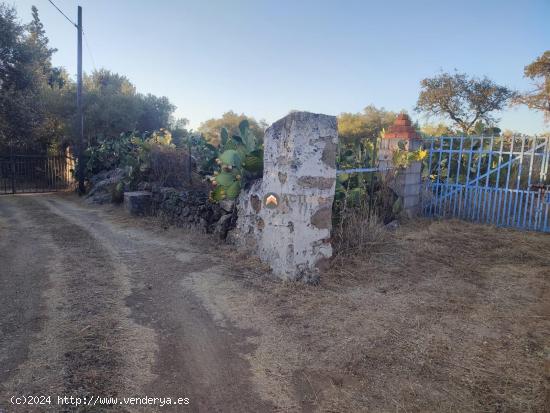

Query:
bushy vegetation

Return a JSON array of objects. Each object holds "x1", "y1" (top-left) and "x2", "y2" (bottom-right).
[
  {"x1": 86, "y1": 129, "x2": 192, "y2": 190},
  {"x1": 182, "y1": 134, "x2": 219, "y2": 176},
  {"x1": 334, "y1": 116, "x2": 427, "y2": 229},
  {"x1": 149, "y1": 144, "x2": 192, "y2": 188},
  {"x1": 338, "y1": 105, "x2": 397, "y2": 144},
  {"x1": 82, "y1": 115, "x2": 265, "y2": 202},
  {"x1": 335, "y1": 137, "x2": 378, "y2": 207},
  {"x1": 208, "y1": 120, "x2": 263, "y2": 201},
  {"x1": 0, "y1": 3, "x2": 175, "y2": 154},
  {"x1": 332, "y1": 131, "x2": 426, "y2": 251},
  {"x1": 198, "y1": 111, "x2": 267, "y2": 146}
]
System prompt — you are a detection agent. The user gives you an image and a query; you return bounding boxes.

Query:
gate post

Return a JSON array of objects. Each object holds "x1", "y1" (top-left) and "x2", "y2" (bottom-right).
[
  {"x1": 378, "y1": 113, "x2": 422, "y2": 217},
  {"x1": 230, "y1": 112, "x2": 338, "y2": 283}
]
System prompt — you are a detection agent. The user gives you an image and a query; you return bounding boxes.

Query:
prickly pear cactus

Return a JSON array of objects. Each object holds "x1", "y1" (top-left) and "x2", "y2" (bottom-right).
[{"x1": 209, "y1": 120, "x2": 263, "y2": 202}]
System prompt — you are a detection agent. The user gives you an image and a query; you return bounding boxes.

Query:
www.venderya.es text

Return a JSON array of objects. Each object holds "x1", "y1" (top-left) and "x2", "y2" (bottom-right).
[{"x1": 9, "y1": 395, "x2": 190, "y2": 408}]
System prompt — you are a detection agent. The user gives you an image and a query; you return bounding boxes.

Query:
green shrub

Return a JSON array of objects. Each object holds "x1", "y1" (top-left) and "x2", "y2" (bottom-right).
[
  {"x1": 184, "y1": 134, "x2": 219, "y2": 176},
  {"x1": 85, "y1": 129, "x2": 175, "y2": 188},
  {"x1": 111, "y1": 181, "x2": 124, "y2": 203},
  {"x1": 208, "y1": 119, "x2": 264, "y2": 202}
]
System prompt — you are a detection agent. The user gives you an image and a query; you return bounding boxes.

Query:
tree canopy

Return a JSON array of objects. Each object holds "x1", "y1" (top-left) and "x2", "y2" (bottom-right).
[
  {"x1": 0, "y1": 4, "x2": 58, "y2": 151},
  {"x1": 198, "y1": 111, "x2": 267, "y2": 146},
  {"x1": 0, "y1": 3, "x2": 176, "y2": 154},
  {"x1": 514, "y1": 50, "x2": 550, "y2": 122},
  {"x1": 82, "y1": 69, "x2": 176, "y2": 144},
  {"x1": 415, "y1": 72, "x2": 516, "y2": 134},
  {"x1": 419, "y1": 123, "x2": 456, "y2": 138},
  {"x1": 337, "y1": 105, "x2": 397, "y2": 144}
]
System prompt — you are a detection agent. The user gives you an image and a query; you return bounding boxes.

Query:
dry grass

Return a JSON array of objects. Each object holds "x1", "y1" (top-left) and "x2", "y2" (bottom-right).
[
  {"x1": 208, "y1": 219, "x2": 550, "y2": 412},
  {"x1": 82, "y1": 198, "x2": 550, "y2": 411},
  {"x1": 332, "y1": 174, "x2": 400, "y2": 255},
  {"x1": 332, "y1": 208, "x2": 390, "y2": 256}
]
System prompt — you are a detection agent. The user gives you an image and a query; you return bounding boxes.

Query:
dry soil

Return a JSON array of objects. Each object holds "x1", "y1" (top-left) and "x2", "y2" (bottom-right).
[{"x1": 0, "y1": 193, "x2": 548, "y2": 412}]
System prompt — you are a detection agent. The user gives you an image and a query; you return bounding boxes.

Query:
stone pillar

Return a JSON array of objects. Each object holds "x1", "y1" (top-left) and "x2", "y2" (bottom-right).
[
  {"x1": 378, "y1": 113, "x2": 422, "y2": 217},
  {"x1": 231, "y1": 112, "x2": 338, "y2": 283}
]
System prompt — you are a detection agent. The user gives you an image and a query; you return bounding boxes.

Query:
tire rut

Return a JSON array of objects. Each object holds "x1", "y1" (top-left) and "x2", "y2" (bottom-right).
[
  {"x1": 36, "y1": 195, "x2": 276, "y2": 412},
  {"x1": 1, "y1": 196, "x2": 157, "y2": 412}
]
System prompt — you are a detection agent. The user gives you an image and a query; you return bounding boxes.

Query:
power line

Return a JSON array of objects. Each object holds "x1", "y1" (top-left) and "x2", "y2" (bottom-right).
[
  {"x1": 46, "y1": 0, "x2": 77, "y2": 27},
  {"x1": 46, "y1": 0, "x2": 85, "y2": 192},
  {"x1": 46, "y1": 0, "x2": 97, "y2": 72},
  {"x1": 83, "y1": 32, "x2": 97, "y2": 72}
]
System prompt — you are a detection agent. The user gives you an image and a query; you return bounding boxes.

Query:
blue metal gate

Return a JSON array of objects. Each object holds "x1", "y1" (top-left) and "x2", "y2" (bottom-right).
[{"x1": 423, "y1": 135, "x2": 550, "y2": 232}]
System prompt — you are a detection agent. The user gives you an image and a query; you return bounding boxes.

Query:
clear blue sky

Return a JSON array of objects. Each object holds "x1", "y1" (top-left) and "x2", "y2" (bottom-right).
[{"x1": 12, "y1": 0, "x2": 550, "y2": 133}]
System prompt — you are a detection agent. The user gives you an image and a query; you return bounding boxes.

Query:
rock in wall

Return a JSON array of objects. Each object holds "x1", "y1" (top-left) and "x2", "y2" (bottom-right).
[{"x1": 151, "y1": 186, "x2": 236, "y2": 239}]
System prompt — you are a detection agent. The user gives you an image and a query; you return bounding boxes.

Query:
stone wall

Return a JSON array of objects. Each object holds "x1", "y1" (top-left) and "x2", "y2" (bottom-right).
[
  {"x1": 151, "y1": 186, "x2": 236, "y2": 239},
  {"x1": 228, "y1": 111, "x2": 338, "y2": 283}
]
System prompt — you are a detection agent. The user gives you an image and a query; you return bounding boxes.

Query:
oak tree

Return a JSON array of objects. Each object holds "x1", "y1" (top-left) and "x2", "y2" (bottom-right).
[
  {"x1": 416, "y1": 72, "x2": 515, "y2": 134},
  {"x1": 514, "y1": 50, "x2": 550, "y2": 122}
]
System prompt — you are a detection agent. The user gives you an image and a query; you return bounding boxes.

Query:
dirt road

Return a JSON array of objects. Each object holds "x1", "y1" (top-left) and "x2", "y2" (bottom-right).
[
  {"x1": 1, "y1": 193, "x2": 549, "y2": 412},
  {"x1": 0, "y1": 194, "x2": 275, "y2": 412}
]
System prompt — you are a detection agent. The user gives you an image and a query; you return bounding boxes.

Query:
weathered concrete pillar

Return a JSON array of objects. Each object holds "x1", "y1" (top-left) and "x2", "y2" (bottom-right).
[
  {"x1": 231, "y1": 112, "x2": 338, "y2": 283},
  {"x1": 378, "y1": 113, "x2": 422, "y2": 217}
]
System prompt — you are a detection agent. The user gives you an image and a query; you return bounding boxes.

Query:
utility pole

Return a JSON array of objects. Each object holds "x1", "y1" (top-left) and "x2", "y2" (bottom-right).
[{"x1": 76, "y1": 5, "x2": 85, "y2": 194}]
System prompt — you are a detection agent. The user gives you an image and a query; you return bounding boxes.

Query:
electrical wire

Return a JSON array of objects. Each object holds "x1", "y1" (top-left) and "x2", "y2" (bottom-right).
[
  {"x1": 46, "y1": 1, "x2": 98, "y2": 72},
  {"x1": 46, "y1": 0, "x2": 77, "y2": 27},
  {"x1": 83, "y1": 32, "x2": 97, "y2": 72}
]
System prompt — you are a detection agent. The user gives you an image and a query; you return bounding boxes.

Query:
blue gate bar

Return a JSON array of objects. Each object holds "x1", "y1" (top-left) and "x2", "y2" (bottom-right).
[
  {"x1": 423, "y1": 135, "x2": 549, "y2": 232},
  {"x1": 336, "y1": 166, "x2": 393, "y2": 175}
]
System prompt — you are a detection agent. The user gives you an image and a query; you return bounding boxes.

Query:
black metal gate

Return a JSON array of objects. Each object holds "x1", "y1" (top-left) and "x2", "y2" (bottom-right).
[{"x1": 0, "y1": 154, "x2": 75, "y2": 194}]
